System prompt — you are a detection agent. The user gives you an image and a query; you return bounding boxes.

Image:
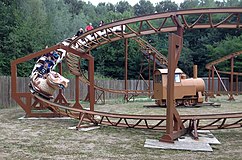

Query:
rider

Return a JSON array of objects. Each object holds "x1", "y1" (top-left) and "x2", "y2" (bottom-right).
[
  {"x1": 37, "y1": 61, "x2": 51, "y2": 78},
  {"x1": 75, "y1": 28, "x2": 84, "y2": 36},
  {"x1": 85, "y1": 23, "x2": 94, "y2": 31}
]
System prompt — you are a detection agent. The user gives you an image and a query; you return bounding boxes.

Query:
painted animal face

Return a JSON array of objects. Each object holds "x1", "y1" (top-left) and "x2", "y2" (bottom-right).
[{"x1": 47, "y1": 71, "x2": 70, "y2": 88}]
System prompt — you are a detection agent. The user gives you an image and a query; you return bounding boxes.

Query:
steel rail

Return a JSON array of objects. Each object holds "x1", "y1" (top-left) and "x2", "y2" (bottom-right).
[
  {"x1": 65, "y1": 37, "x2": 167, "y2": 95},
  {"x1": 205, "y1": 50, "x2": 242, "y2": 70},
  {"x1": 12, "y1": 8, "x2": 242, "y2": 132},
  {"x1": 131, "y1": 37, "x2": 168, "y2": 67},
  {"x1": 64, "y1": 8, "x2": 242, "y2": 98},
  {"x1": 66, "y1": 8, "x2": 242, "y2": 53},
  {"x1": 35, "y1": 94, "x2": 242, "y2": 130}
]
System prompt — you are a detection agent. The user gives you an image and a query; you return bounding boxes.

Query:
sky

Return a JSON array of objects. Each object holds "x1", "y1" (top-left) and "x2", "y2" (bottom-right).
[{"x1": 83, "y1": 0, "x2": 184, "y2": 6}]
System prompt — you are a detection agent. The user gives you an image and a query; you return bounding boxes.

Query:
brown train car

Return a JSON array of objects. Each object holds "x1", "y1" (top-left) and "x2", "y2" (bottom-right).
[{"x1": 153, "y1": 68, "x2": 205, "y2": 106}]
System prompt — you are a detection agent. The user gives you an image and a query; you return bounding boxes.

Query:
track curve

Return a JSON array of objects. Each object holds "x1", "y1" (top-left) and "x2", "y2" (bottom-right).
[
  {"x1": 35, "y1": 94, "x2": 242, "y2": 130},
  {"x1": 65, "y1": 8, "x2": 242, "y2": 53},
  {"x1": 60, "y1": 8, "x2": 242, "y2": 131},
  {"x1": 66, "y1": 36, "x2": 167, "y2": 95},
  {"x1": 63, "y1": 8, "x2": 242, "y2": 97},
  {"x1": 206, "y1": 50, "x2": 242, "y2": 75},
  {"x1": 16, "y1": 8, "x2": 242, "y2": 131}
]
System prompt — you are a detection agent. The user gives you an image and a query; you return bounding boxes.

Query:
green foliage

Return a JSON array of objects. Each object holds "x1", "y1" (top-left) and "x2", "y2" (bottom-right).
[
  {"x1": 1, "y1": 0, "x2": 242, "y2": 79},
  {"x1": 116, "y1": 1, "x2": 133, "y2": 14},
  {"x1": 155, "y1": 0, "x2": 178, "y2": 12},
  {"x1": 206, "y1": 35, "x2": 242, "y2": 72},
  {"x1": 134, "y1": 0, "x2": 155, "y2": 16},
  {"x1": 64, "y1": 0, "x2": 85, "y2": 15}
]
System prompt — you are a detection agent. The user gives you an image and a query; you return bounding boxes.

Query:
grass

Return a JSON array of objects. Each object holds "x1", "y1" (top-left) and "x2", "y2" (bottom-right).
[{"x1": 1, "y1": 95, "x2": 242, "y2": 159}]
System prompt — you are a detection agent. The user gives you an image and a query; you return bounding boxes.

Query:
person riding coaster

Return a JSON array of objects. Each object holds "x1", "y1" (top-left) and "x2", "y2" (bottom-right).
[
  {"x1": 29, "y1": 49, "x2": 68, "y2": 99},
  {"x1": 29, "y1": 71, "x2": 69, "y2": 99}
]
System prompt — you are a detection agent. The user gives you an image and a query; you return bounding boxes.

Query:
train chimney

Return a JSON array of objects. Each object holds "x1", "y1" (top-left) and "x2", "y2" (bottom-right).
[{"x1": 193, "y1": 65, "x2": 197, "y2": 79}]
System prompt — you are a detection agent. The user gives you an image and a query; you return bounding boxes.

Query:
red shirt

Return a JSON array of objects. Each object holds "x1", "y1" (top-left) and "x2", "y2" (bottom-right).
[{"x1": 85, "y1": 25, "x2": 94, "y2": 31}]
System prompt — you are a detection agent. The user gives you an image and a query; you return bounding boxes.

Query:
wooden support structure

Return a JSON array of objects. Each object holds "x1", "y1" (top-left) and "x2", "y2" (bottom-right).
[
  {"x1": 148, "y1": 54, "x2": 151, "y2": 97},
  {"x1": 88, "y1": 52, "x2": 95, "y2": 111},
  {"x1": 73, "y1": 75, "x2": 82, "y2": 108},
  {"x1": 54, "y1": 63, "x2": 69, "y2": 105},
  {"x1": 228, "y1": 57, "x2": 235, "y2": 100},
  {"x1": 208, "y1": 70, "x2": 211, "y2": 96},
  {"x1": 210, "y1": 66, "x2": 215, "y2": 98},
  {"x1": 11, "y1": 45, "x2": 67, "y2": 117},
  {"x1": 124, "y1": 38, "x2": 129, "y2": 101},
  {"x1": 160, "y1": 33, "x2": 186, "y2": 143},
  {"x1": 216, "y1": 74, "x2": 221, "y2": 96},
  {"x1": 213, "y1": 65, "x2": 230, "y2": 97},
  {"x1": 236, "y1": 75, "x2": 239, "y2": 96}
]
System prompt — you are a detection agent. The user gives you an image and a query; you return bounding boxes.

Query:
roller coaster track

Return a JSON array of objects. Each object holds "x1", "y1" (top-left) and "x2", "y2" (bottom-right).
[
  {"x1": 58, "y1": 8, "x2": 242, "y2": 131},
  {"x1": 65, "y1": 8, "x2": 242, "y2": 53},
  {"x1": 63, "y1": 8, "x2": 242, "y2": 97},
  {"x1": 131, "y1": 37, "x2": 168, "y2": 68},
  {"x1": 11, "y1": 8, "x2": 242, "y2": 133},
  {"x1": 36, "y1": 94, "x2": 242, "y2": 130},
  {"x1": 206, "y1": 50, "x2": 242, "y2": 75},
  {"x1": 66, "y1": 51, "x2": 150, "y2": 95},
  {"x1": 65, "y1": 36, "x2": 167, "y2": 95}
]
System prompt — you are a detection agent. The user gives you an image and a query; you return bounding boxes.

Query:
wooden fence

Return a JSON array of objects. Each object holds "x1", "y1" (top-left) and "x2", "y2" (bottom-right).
[
  {"x1": 0, "y1": 76, "x2": 240, "y2": 108},
  {"x1": 0, "y1": 77, "x2": 151, "y2": 108}
]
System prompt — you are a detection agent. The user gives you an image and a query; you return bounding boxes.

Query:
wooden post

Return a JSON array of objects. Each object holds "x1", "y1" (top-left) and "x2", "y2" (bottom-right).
[
  {"x1": 208, "y1": 70, "x2": 211, "y2": 95},
  {"x1": 229, "y1": 57, "x2": 235, "y2": 100},
  {"x1": 217, "y1": 76, "x2": 221, "y2": 96},
  {"x1": 160, "y1": 33, "x2": 186, "y2": 143},
  {"x1": 210, "y1": 66, "x2": 215, "y2": 98},
  {"x1": 89, "y1": 53, "x2": 95, "y2": 111},
  {"x1": 193, "y1": 65, "x2": 197, "y2": 79},
  {"x1": 124, "y1": 38, "x2": 128, "y2": 101},
  {"x1": 73, "y1": 75, "x2": 82, "y2": 108},
  {"x1": 236, "y1": 75, "x2": 239, "y2": 96}
]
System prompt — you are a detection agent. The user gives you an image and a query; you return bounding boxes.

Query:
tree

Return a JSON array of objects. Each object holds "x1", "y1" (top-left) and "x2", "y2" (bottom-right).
[
  {"x1": 155, "y1": 1, "x2": 178, "y2": 13},
  {"x1": 134, "y1": 0, "x2": 155, "y2": 16},
  {"x1": 178, "y1": 46, "x2": 194, "y2": 77},
  {"x1": 200, "y1": 0, "x2": 217, "y2": 7},
  {"x1": 64, "y1": 0, "x2": 85, "y2": 15},
  {"x1": 116, "y1": 1, "x2": 132, "y2": 14},
  {"x1": 226, "y1": 0, "x2": 241, "y2": 7},
  {"x1": 0, "y1": 0, "x2": 18, "y2": 75},
  {"x1": 82, "y1": 2, "x2": 97, "y2": 26},
  {"x1": 5, "y1": 0, "x2": 49, "y2": 76},
  {"x1": 180, "y1": 0, "x2": 200, "y2": 9},
  {"x1": 106, "y1": 3, "x2": 115, "y2": 12},
  {"x1": 206, "y1": 35, "x2": 242, "y2": 73}
]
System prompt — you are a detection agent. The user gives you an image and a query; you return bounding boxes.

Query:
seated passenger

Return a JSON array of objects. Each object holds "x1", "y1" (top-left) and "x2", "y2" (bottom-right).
[
  {"x1": 37, "y1": 61, "x2": 50, "y2": 78},
  {"x1": 45, "y1": 56, "x2": 55, "y2": 68},
  {"x1": 52, "y1": 51, "x2": 59, "y2": 59},
  {"x1": 99, "y1": 20, "x2": 104, "y2": 27},
  {"x1": 47, "y1": 51, "x2": 59, "y2": 62},
  {"x1": 85, "y1": 23, "x2": 94, "y2": 31},
  {"x1": 75, "y1": 28, "x2": 84, "y2": 36}
]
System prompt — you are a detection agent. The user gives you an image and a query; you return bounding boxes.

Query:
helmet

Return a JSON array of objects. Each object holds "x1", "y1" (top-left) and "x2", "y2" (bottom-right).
[{"x1": 53, "y1": 52, "x2": 59, "y2": 59}]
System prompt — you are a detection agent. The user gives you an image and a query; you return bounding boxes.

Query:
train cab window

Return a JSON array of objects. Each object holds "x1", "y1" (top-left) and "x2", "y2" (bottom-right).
[
  {"x1": 174, "y1": 74, "x2": 181, "y2": 83},
  {"x1": 154, "y1": 74, "x2": 162, "y2": 83}
]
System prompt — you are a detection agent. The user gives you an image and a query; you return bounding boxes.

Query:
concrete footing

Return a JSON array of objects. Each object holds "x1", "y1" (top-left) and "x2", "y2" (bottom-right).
[{"x1": 144, "y1": 130, "x2": 220, "y2": 152}]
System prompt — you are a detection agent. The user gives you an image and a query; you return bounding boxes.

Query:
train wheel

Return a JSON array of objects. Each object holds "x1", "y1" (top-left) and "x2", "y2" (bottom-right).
[
  {"x1": 155, "y1": 100, "x2": 161, "y2": 106},
  {"x1": 183, "y1": 99, "x2": 197, "y2": 107},
  {"x1": 184, "y1": 100, "x2": 190, "y2": 107}
]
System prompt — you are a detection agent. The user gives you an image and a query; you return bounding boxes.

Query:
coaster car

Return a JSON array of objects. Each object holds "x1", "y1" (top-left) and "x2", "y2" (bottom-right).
[{"x1": 30, "y1": 71, "x2": 69, "y2": 99}]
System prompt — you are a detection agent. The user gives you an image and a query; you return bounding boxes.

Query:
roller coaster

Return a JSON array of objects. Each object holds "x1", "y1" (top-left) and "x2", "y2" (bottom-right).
[
  {"x1": 206, "y1": 50, "x2": 242, "y2": 100},
  {"x1": 11, "y1": 8, "x2": 242, "y2": 142}
]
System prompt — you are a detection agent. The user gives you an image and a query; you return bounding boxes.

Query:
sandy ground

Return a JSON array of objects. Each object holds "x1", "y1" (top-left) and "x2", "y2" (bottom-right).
[{"x1": 1, "y1": 96, "x2": 242, "y2": 159}]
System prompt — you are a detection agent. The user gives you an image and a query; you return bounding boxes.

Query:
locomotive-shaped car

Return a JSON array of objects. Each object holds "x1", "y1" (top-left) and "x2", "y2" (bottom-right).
[{"x1": 153, "y1": 68, "x2": 205, "y2": 106}]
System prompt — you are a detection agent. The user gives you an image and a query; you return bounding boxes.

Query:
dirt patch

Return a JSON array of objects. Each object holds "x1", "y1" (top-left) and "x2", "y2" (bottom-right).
[{"x1": 1, "y1": 96, "x2": 242, "y2": 159}]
